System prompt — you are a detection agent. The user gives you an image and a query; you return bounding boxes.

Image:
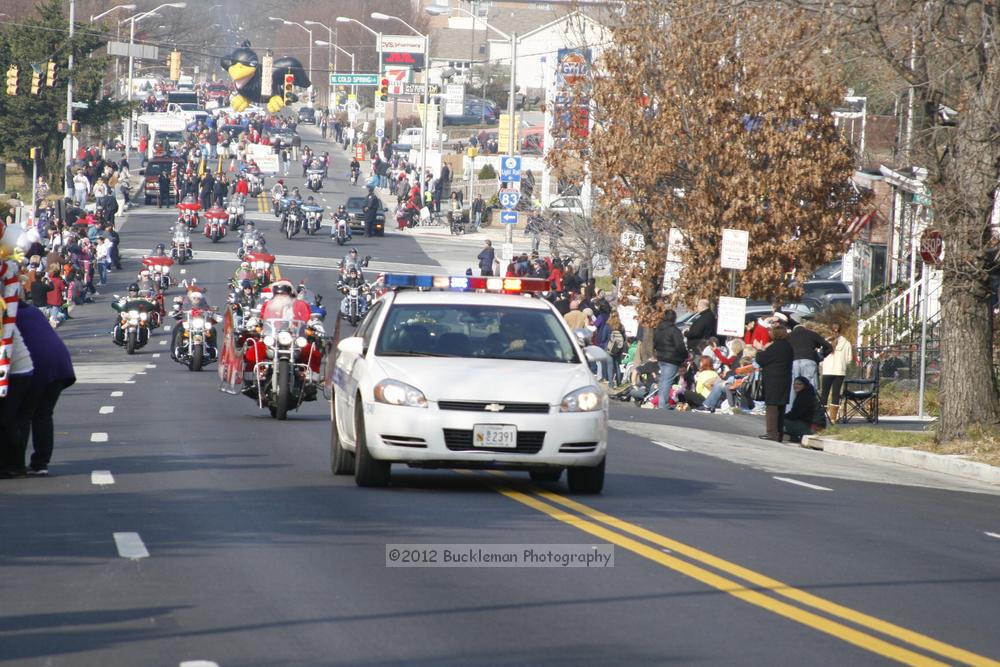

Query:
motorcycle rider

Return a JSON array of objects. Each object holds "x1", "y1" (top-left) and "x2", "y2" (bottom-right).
[
  {"x1": 270, "y1": 179, "x2": 287, "y2": 213},
  {"x1": 233, "y1": 261, "x2": 255, "y2": 285},
  {"x1": 349, "y1": 157, "x2": 360, "y2": 184},
  {"x1": 111, "y1": 283, "x2": 157, "y2": 345},
  {"x1": 331, "y1": 204, "x2": 352, "y2": 240},
  {"x1": 337, "y1": 266, "x2": 369, "y2": 320},
  {"x1": 151, "y1": 242, "x2": 167, "y2": 257},
  {"x1": 339, "y1": 247, "x2": 366, "y2": 277},
  {"x1": 261, "y1": 280, "x2": 312, "y2": 322},
  {"x1": 321, "y1": 151, "x2": 330, "y2": 177},
  {"x1": 169, "y1": 288, "x2": 217, "y2": 361},
  {"x1": 233, "y1": 279, "x2": 258, "y2": 312}
]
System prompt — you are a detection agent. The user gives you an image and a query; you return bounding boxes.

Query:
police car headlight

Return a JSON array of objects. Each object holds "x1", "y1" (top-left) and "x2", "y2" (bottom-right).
[
  {"x1": 374, "y1": 379, "x2": 428, "y2": 408},
  {"x1": 560, "y1": 386, "x2": 603, "y2": 413},
  {"x1": 276, "y1": 331, "x2": 294, "y2": 346}
]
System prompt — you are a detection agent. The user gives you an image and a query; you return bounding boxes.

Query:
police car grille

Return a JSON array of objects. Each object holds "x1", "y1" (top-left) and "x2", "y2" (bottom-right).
[
  {"x1": 443, "y1": 429, "x2": 545, "y2": 453},
  {"x1": 437, "y1": 400, "x2": 550, "y2": 414}
]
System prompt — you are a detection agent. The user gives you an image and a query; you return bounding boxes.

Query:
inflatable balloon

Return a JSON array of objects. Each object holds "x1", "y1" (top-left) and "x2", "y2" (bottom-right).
[{"x1": 221, "y1": 41, "x2": 311, "y2": 114}]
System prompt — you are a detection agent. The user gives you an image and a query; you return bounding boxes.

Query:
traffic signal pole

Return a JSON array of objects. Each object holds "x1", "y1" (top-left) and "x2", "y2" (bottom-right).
[{"x1": 65, "y1": 0, "x2": 75, "y2": 196}]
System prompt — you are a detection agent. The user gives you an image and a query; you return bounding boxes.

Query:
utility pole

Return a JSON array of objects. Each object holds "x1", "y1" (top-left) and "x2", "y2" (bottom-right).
[{"x1": 65, "y1": 0, "x2": 75, "y2": 196}]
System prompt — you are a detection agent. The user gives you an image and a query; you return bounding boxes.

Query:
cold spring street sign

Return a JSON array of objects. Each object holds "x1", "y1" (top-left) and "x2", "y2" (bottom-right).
[{"x1": 330, "y1": 73, "x2": 379, "y2": 86}]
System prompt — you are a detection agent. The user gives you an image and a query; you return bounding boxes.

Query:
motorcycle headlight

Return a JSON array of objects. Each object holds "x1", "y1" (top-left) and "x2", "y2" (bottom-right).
[
  {"x1": 374, "y1": 379, "x2": 427, "y2": 408},
  {"x1": 560, "y1": 386, "x2": 604, "y2": 413},
  {"x1": 128, "y1": 309, "x2": 139, "y2": 318},
  {"x1": 350, "y1": 288, "x2": 358, "y2": 296},
  {"x1": 295, "y1": 336, "x2": 308, "y2": 348},
  {"x1": 263, "y1": 335, "x2": 275, "y2": 347},
  {"x1": 192, "y1": 317, "x2": 206, "y2": 329},
  {"x1": 276, "y1": 331, "x2": 293, "y2": 346},
  {"x1": 139, "y1": 312, "x2": 148, "y2": 321}
]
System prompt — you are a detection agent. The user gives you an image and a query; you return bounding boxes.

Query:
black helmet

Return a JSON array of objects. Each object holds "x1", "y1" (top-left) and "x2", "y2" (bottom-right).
[
  {"x1": 156, "y1": 243, "x2": 165, "y2": 252},
  {"x1": 240, "y1": 279, "x2": 253, "y2": 289},
  {"x1": 338, "y1": 204, "x2": 346, "y2": 212},
  {"x1": 127, "y1": 282, "x2": 139, "y2": 293}
]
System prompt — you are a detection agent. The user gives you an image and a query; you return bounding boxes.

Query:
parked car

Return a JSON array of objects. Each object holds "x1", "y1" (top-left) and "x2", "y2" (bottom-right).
[
  {"x1": 344, "y1": 196, "x2": 386, "y2": 235},
  {"x1": 802, "y1": 280, "x2": 853, "y2": 306}
]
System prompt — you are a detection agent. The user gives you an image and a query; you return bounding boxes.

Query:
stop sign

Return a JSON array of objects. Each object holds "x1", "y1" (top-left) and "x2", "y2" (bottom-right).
[{"x1": 919, "y1": 230, "x2": 943, "y2": 265}]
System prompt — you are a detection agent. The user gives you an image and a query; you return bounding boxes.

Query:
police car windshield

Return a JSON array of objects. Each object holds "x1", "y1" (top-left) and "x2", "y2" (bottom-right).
[{"x1": 375, "y1": 304, "x2": 579, "y2": 363}]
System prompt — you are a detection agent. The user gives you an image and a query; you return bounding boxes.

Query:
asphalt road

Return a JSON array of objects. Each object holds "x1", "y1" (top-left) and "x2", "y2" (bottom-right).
[{"x1": 2, "y1": 126, "x2": 999, "y2": 667}]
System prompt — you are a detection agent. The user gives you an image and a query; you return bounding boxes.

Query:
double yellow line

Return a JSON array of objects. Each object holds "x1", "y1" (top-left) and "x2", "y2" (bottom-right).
[
  {"x1": 489, "y1": 479, "x2": 998, "y2": 666},
  {"x1": 257, "y1": 194, "x2": 270, "y2": 213}
]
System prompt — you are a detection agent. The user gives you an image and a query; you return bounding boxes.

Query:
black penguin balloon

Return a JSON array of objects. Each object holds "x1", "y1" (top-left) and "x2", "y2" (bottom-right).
[{"x1": 220, "y1": 41, "x2": 311, "y2": 114}]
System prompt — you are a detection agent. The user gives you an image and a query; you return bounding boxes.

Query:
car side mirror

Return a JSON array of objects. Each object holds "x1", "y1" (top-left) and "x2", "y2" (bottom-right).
[
  {"x1": 574, "y1": 328, "x2": 591, "y2": 348},
  {"x1": 337, "y1": 336, "x2": 364, "y2": 357}
]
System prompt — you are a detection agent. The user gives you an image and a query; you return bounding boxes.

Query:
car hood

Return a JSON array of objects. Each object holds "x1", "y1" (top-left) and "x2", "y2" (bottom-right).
[{"x1": 374, "y1": 357, "x2": 596, "y2": 405}]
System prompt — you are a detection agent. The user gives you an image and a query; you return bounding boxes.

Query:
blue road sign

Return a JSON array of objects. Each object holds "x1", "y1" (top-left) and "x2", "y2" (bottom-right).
[
  {"x1": 500, "y1": 211, "x2": 519, "y2": 225},
  {"x1": 499, "y1": 191, "x2": 520, "y2": 209},
  {"x1": 499, "y1": 155, "x2": 522, "y2": 183}
]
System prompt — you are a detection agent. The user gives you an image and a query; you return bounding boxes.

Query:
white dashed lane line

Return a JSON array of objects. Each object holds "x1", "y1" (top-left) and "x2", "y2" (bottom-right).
[
  {"x1": 99, "y1": 406, "x2": 114, "y2": 415},
  {"x1": 91, "y1": 471, "x2": 115, "y2": 486},
  {"x1": 160, "y1": 340, "x2": 167, "y2": 345},
  {"x1": 773, "y1": 476, "x2": 833, "y2": 492},
  {"x1": 986, "y1": 532, "x2": 1000, "y2": 540},
  {"x1": 113, "y1": 532, "x2": 150, "y2": 560},
  {"x1": 651, "y1": 440, "x2": 687, "y2": 452},
  {"x1": 145, "y1": 364, "x2": 157, "y2": 369},
  {"x1": 90, "y1": 433, "x2": 108, "y2": 443},
  {"x1": 180, "y1": 661, "x2": 220, "y2": 667},
  {"x1": 110, "y1": 391, "x2": 123, "y2": 397},
  {"x1": 152, "y1": 353, "x2": 161, "y2": 358}
]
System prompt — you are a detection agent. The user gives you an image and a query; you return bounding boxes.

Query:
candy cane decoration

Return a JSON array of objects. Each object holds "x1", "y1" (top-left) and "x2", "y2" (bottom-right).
[{"x1": 0, "y1": 258, "x2": 19, "y2": 398}]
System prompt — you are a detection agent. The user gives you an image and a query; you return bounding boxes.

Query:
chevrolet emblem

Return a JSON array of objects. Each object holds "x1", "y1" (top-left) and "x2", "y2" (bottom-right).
[{"x1": 484, "y1": 403, "x2": 505, "y2": 412}]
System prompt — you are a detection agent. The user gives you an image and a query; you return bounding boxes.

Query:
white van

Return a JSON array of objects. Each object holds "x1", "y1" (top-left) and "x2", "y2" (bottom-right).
[{"x1": 398, "y1": 127, "x2": 422, "y2": 146}]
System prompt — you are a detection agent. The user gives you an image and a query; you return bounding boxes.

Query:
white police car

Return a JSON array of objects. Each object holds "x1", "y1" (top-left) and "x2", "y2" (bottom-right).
[{"x1": 325, "y1": 274, "x2": 608, "y2": 493}]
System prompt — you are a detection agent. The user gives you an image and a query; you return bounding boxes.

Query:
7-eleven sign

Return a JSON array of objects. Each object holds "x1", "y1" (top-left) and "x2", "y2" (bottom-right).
[{"x1": 385, "y1": 67, "x2": 410, "y2": 87}]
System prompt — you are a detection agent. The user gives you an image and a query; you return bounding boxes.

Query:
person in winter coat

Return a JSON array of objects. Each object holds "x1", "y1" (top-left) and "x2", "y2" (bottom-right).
[
  {"x1": 684, "y1": 299, "x2": 717, "y2": 350},
  {"x1": 14, "y1": 303, "x2": 76, "y2": 475},
  {"x1": 819, "y1": 323, "x2": 852, "y2": 421},
  {"x1": 783, "y1": 376, "x2": 826, "y2": 443},
  {"x1": 787, "y1": 320, "x2": 832, "y2": 408},
  {"x1": 754, "y1": 324, "x2": 794, "y2": 441},
  {"x1": 653, "y1": 308, "x2": 688, "y2": 410},
  {"x1": 477, "y1": 240, "x2": 496, "y2": 276}
]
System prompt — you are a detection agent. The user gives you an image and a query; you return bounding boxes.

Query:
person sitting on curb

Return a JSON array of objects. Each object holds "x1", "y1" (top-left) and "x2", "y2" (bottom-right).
[{"x1": 783, "y1": 376, "x2": 827, "y2": 443}]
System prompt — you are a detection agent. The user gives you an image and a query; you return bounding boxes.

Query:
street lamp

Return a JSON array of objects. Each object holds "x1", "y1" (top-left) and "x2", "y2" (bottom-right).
[
  {"x1": 316, "y1": 40, "x2": 355, "y2": 102},
  {"x1": 371, "y1": 13, "x2": 430, "y2": 205},
  {"x1": 122, "y1": 3, "x2": 186, "y2": 160},
  {"x1": 336, "y1": 16, "x2": 382, "y2": 73},
  {"x1": 270, "y1": 17, "x2": 314, "y2": 107},
  {"x1": 90, "y1": 4, "x2": 136, "y2": 23},
  {"x1": 305, "y1": 20, "x2": 337, "y2": 71}
]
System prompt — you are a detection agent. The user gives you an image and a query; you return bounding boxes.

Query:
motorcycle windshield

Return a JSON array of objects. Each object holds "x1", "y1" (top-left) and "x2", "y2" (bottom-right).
[
  {"x1": 262, "y1": 318, "x2": 306, "y2": 337},
  {"x1": 122, "y1": 299, "x2": 156, "y2": 312}
]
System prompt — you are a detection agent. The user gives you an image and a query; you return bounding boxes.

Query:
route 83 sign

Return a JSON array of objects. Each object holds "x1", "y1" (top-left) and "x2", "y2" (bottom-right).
[{"x1": 499, "y1": 191, "x2": 520, "y2": 209}]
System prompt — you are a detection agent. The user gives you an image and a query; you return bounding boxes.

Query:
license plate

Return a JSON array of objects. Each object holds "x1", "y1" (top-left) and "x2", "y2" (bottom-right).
[{"x1": 473, "y1": 424, "x2": 517, "y2": 449}]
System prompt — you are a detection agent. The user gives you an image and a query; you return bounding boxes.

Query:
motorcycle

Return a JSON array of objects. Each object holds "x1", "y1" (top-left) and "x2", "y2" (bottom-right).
[
  {"x1": 245, "y1": 317, "x2": 319, "y2": 420},
  {"x1": 281, "y1": 203, "x2": 303, "y2": 240},
  {"x1": 204, "y1": 206, "x2": 229, "y2": 243},
  {"x1": 242, "y1": 169, "x2": 264, "y2": 196},
  {"x1": 227, "y1": 195, "x2": 246, "y2": 230},
  {"x1": 177, "y1": 200, "x2": 202, "y2": 230},
  {"x1": 332, "y1": 215, "x2": 351, "y2": 246},
  {"x1": 271, "y1": 193, "x2": 288, "y2": 218},
  {"x1": 142, "y1": 256, "x2": 175, "y2": 292},
  {"x1": 302, "y1": 203, "x2": 323, "y2": 235},
  {"x1": 112, "y1": 298, "x2": 154, "y2": 355},
  {"x1": 174, "y1": 309, "x2": 219, "y2": 372},
  {"x1": 306, "y1": 168, "x2": 324, "y2": 192},
  {"x1": 236, "y1": 231, "x2": 259, "y2": 260},
  {"x1": 244, "y1": 251, "x2": 277, "y2": 287},
  {"x1": 339, "y1": 281, "x2": 369, "y2": 326},
  {"x1": 396, "y1": 205, "x2": 419, "y2": 230},
  {"x1": 350, "y1": 168, "x2": 359, "y2": 186},
  {"x1": 170, "y1": 228, "x2": 193, "y2": 264}
]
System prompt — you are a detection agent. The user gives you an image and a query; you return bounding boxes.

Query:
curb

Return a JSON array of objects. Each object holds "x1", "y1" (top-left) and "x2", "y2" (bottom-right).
[{"x1": 802, "y1": 436, "x2": 1000, "y2": 486}]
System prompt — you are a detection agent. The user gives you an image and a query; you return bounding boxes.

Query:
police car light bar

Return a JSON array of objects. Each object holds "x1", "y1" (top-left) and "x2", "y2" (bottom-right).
[{"x1": 384, "y1": 274, "x2": 550, "y2": 294}]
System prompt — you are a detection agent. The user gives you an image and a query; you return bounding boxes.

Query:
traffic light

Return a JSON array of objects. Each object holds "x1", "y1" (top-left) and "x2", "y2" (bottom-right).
[
  {"x1": 29, "y1": 147, "x2": 40, "y2": 160},
  {"x1": 30, "y1": 70, "x2": 41, "y2": 95},
  {"x1": 378, "y1": 77, "x2": 389, "y2": 102},
  {"x1": 70, "y1": 120, "x2": 79, "y2": 134},
  {"x1": 169, "y1": 50, "x2": 181, "y2": 81},
  {"x1": 283, "y1": 72, "x2": 294, "y2": 104},
  {"x1": 5, "y1": 65, "x2": 18, "y2": 96},
  {"x1": 45, "y1": 60, "x2": 56, "y2": 87}
]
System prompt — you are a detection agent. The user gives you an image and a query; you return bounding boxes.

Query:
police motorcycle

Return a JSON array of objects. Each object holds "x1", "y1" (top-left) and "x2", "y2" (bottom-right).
[
  {"x1": 204, "y1": 205, "x2": 229, "y2": 243},
  {"x1": 142, "y1": 250, "x2": 175, "y2": 291},
  {"x1": 236, "y1": 222, "x2": 263, "y2": 260},
  {"x1": 169, "y1": 295, "x2": 219, "y2": 372},
  {"x1": 302, "y1": 197, "x2": 324, "y2": 235},
  {"x1": 306, "y1": 159, "x2": 324, "y2": 192},
  {"x1": 331, "y1": 204, "x2": 352, "y2": 246},
  {"x1": 177, "y1": 195, "x2": 202, "y2": 229},
  {"x1": 235, "y1": 282, "x2": 326, "y2": 420},
  {"x1": 170, "y1": 222, "x2": 193, "y2": 264},
  {"x1": 227, "y1": 194, "x2": 246, "y2": 231},
  {"x1": 281, "y1": 198, "x2": 304, "y2": 240},
  {"x1": 111, "y1": 283, "x2": 156, "y2": 355},
  {"x1": 270, "y1": 181, "x2": 288, "y2": 218},
  {"x1": 337, "y1": 266, "x2": 370, "y2": 326},
  {"x1": 241, "y1": 164, "x2": 265, "y2": 196}
]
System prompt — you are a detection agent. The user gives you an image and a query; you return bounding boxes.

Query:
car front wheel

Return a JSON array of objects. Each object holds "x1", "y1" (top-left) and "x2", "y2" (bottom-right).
[
  {"x1": 567, "y1": 457, "x2": 605, "y2": 494},
  {"x1": 353, "y1": 398, "x2": 390, "y2": 487}
]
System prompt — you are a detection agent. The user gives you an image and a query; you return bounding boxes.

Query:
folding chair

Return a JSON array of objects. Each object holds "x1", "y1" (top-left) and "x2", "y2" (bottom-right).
[{"x1": 839, "y1": 364, "x2": 880, "y2": 424}]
